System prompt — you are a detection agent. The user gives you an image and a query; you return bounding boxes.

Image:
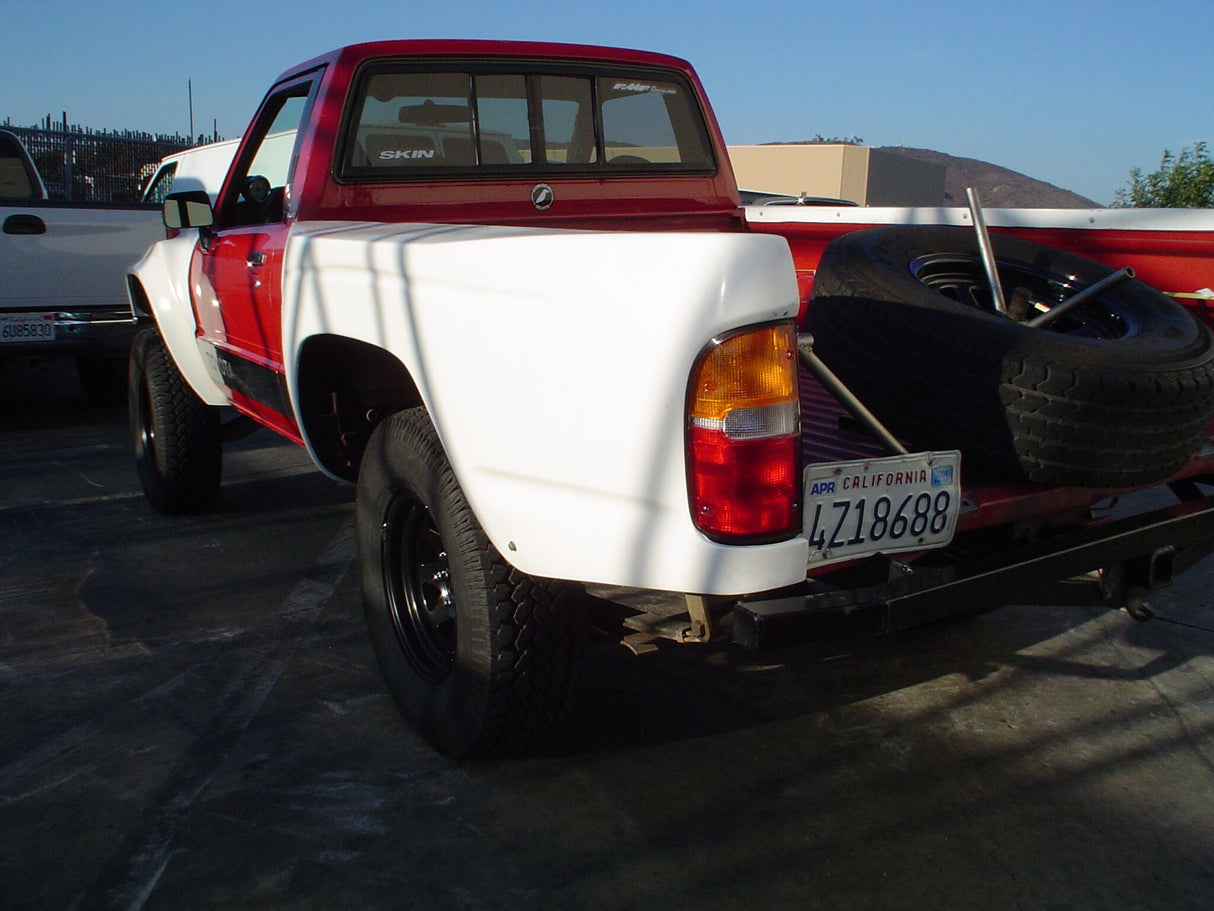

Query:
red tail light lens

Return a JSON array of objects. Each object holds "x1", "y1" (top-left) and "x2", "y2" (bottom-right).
[{"x1": 687, "y1": 322, "x2": 801, "y2": 542}]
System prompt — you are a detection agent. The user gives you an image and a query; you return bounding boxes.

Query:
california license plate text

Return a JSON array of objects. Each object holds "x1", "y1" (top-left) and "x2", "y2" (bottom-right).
[{"x1": 803, "y1": 451, "x2": 961, "y2": 567}]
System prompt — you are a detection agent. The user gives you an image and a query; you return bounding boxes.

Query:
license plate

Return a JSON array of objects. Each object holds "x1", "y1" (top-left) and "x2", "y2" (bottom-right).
[
  {"x1": 0, "y1": 313, "x2": 55, "y2": 343},
  {"x1": 803, "y1": 450, "x2": 961, "y2": 567}
]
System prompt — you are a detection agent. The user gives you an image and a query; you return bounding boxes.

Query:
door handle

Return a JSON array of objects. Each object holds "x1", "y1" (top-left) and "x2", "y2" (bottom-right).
[
  {"x1": 3, "y1": 214, "x2": 46, "y2": 235},
  {"x1": 247, "y1": 251, "x2": 267, "y2": 267}
]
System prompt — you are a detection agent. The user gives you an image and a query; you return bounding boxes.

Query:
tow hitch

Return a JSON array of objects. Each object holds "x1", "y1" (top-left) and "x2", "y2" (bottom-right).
[{"x1": 733, "y1": 489, "x2": 1214, "y2": 650}]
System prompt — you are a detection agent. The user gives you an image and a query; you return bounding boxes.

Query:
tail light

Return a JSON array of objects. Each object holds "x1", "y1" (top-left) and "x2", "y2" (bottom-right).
[{"x1": 687, "y1": 322, "x2": 801, "y2": 542}]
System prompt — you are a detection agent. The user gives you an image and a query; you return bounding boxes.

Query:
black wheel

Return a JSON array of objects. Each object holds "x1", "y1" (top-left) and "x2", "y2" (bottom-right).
[
  {"x1": 807, "y1": 226, "x2": 1214, "y2": 487},
  {"x1": 128, "y1": 327, "x2": 222, "y2": 513},
  {"x1": 357, "y1": 407, "x2": 587, "y2": 758}
]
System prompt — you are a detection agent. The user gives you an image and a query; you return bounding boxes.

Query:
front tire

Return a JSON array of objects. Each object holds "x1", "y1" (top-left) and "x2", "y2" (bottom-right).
[
  {"x1": 357, "y1": 407, "x2": 587, "y2": 758},
  {"x1": 128, "y1": 327, "x2": 222, "y2": 514}
]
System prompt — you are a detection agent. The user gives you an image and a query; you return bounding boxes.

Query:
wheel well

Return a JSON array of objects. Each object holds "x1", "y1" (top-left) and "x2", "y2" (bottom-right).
[
  {"x1": 127, "y1": 276, "x2": 155, "y2": 324},
  {"x1": 296, "y1": 335, "x2": 423, "y2": 482}
]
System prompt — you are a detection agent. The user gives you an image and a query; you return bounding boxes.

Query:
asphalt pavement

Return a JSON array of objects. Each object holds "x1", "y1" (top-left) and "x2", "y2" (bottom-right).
[{"x1": 1, "y1": 356, "x2": 1212, "y2": 910}]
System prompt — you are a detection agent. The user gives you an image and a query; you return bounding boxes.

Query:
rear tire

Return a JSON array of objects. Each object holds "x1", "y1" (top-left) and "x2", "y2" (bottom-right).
[
  {"x1": 128, "y1": 327, "x2": 222, "y2": 514},
  {"x1": 357, "y1": 407, "x2": 587, "y2": 758}
]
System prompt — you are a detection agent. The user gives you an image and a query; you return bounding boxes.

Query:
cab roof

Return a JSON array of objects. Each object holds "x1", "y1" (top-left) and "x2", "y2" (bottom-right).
[{"x1": 277, "y1": 39, "x2": 698, "y2": 84}]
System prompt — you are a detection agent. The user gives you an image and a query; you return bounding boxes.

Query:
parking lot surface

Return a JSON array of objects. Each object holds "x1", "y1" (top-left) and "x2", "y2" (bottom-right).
[{"x1": 2, "y1": 358, "x2": 1212, "y2": 910}]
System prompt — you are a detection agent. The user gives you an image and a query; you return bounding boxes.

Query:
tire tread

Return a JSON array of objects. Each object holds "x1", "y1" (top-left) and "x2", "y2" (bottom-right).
[
  {"x1": 358, "y1": 408, "x2": 587, "y2": 758},
  {"x1": 129, "y1": 328, "x2": 222, "y2": 514},
  {"x1": 808, "y1": 228, "x2": 1214, "y2": 487}
]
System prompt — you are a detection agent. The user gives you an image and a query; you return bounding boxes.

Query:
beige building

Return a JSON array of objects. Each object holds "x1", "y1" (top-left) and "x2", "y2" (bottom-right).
[{"x1": 727, "y1": 144, "x2": 946, "y2": 206}]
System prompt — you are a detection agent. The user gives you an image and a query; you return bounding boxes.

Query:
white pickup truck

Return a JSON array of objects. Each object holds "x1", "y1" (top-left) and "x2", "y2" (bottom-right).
[
  {"x1": 141, "y1": 137, "x2": 240, "y2": 206},
  {"x1": 1, "y1": 129, "x2": 162, "y2": 398},
  {"x1": 127, "y1": 40, "x2": 1214, "y2": 757}
]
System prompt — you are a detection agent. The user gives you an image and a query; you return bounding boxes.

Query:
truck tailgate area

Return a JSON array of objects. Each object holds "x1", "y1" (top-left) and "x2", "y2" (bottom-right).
[
  {"x1": 799, "y1": 363, "x2": 1214, "y2": 539},
  {"x1": 755, "y1": 364, "x2": 1214, "y2": 648}
]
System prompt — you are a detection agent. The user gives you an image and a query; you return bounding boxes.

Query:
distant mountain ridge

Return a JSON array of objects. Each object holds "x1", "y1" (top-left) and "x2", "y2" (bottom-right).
[{"x1": 877, "y1": 146, "x2": 1101, "y2": 208}]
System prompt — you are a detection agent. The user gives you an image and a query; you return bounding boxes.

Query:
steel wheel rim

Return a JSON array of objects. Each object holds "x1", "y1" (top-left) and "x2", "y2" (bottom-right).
[
  {"x1": 382, "y1": 491, "x2": 455, "y2": 682},
  {"x1": 910, "y1": 253, "x2": 1140, "y2": 339}
]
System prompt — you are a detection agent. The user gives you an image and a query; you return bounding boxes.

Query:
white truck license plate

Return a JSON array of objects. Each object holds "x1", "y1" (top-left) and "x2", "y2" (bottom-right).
[
  {"x1": 803, "y1": 450, "x2": 961, "y2": 567},
  {"x1": 0, "y1": 313, "x2": 55, "y2": 343}
]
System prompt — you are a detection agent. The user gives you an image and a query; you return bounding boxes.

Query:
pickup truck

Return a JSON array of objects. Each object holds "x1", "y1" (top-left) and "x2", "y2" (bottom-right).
[
  {"x1": 126, "y1": 39, "x2": 1214, "y2": 758},
  {"x1": 141, "y1": 137, "x2": 240, "y2": 206},
  {"x1": 1, "y1": 129, "x2": 162, "y2": 400}
]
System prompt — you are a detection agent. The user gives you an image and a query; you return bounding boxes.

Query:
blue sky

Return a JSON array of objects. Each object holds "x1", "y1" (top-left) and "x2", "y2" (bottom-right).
[{"x1": 2, "y1": 0, "x2": 1210, "y2": 205}]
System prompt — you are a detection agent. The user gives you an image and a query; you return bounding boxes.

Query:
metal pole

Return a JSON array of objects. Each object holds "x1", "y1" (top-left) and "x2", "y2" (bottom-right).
[
  {"x1": 1026, "y1": 267, "x2": 1135, "y2": 328},
  {"x1": 966, "y1": 187, "x2": 1008, "y2": 316},
  {"x1": 62, "y1": 148, "x2": 72, "y2": 201}
]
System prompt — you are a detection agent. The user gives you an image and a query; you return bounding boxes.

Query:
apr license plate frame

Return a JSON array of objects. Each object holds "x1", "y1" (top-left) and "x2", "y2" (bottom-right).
[{"x1": 803, "y1": 450, "x2": 962, "y2": 568}]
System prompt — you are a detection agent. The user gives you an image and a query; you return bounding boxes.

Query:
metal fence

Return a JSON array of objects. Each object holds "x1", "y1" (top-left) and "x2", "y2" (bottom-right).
[{"x1": 2, "y1": 121, "x2": 201, "y2": 202}]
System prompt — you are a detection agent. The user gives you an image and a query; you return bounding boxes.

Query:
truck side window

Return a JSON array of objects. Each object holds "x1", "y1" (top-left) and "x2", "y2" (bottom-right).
[
  {"x1": 221, "y1": 84, "x2": 311, "y2": 227},
  {"x1": 0, "y1": 132, "x2": 37, "y2": 198},
  {"x1": 142, "y1": 163, "x2": 177, "y2": 204}
]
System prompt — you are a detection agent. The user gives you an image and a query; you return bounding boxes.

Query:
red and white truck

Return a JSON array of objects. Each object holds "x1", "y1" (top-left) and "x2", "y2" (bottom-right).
[{"x1": 125, "y1": 40, "x2": 1214, "y2": 757}]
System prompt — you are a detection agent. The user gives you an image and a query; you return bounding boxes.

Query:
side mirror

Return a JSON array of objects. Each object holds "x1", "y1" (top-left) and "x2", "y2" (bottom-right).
[{"x1": 163, "y1": 190, "x2": 214, "y2": 230}]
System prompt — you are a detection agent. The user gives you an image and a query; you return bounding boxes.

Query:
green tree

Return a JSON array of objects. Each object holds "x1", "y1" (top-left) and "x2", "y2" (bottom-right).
[{"x1": 1113, "y1": 142, "x2": 1214, "y2": 207}]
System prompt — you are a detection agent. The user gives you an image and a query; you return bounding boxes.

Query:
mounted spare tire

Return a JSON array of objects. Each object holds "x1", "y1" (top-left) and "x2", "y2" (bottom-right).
[{"x1": 807, "y1": 225, "x2": 1214, "y2": 488}]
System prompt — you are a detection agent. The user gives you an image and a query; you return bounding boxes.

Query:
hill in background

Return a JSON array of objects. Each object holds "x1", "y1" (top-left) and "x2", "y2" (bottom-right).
[{"x1": 878, "y1": 146, "x2": 1101, "y2": 208}]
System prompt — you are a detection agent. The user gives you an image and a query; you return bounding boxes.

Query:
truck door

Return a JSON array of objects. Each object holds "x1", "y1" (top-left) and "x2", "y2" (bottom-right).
[{"x1": 190, "y1": 76, "x2": 316, "y2": 437}]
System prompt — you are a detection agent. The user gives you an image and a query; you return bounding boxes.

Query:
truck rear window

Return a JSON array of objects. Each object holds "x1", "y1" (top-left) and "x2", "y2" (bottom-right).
[{"x1": 339, "y1": 64, "x2": 715, "y2": 179}]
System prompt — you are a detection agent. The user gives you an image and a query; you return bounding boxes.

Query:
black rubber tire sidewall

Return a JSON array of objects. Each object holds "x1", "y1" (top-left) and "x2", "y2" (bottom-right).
[
  {"x1": 807, "y1": 226, "x2": 1214, "y2": 487},
  {"x1": 128, "y1": 328, "x2": 222, "y2": 513},
  {"x1": 356, "y1": 407, "x2": 587, "y2": 758}
]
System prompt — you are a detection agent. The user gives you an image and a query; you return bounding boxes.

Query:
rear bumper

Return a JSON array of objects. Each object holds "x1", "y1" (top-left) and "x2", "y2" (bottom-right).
[
  {"x1": 0, "y1": 307, "x2": 137, "y2": 357},
  {"x1": 734, "y1": 485, "x2": 1214, "y2": 650}
]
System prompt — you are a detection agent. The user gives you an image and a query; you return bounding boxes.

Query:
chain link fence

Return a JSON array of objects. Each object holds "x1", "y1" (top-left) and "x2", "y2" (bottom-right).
[{"x1": 2, "y1": 121, "x2": 207, "y2": 202}]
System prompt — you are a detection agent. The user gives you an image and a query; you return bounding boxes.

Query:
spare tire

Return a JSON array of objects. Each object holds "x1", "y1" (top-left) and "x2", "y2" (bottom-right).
[{"x1": 807, "y1": 225, "x2": 1214, "y2": 488}]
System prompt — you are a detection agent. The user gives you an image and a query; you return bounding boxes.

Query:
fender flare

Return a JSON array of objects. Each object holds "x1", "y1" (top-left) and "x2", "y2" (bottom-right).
[{"x1": 127, "y1": 233, "x2": 229, "y2": 406}]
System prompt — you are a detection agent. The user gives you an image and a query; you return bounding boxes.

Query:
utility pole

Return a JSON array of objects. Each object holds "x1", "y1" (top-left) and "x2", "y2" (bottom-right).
[{"x1": 188, "y1": 79, "x2": 194, "y2": 142}]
